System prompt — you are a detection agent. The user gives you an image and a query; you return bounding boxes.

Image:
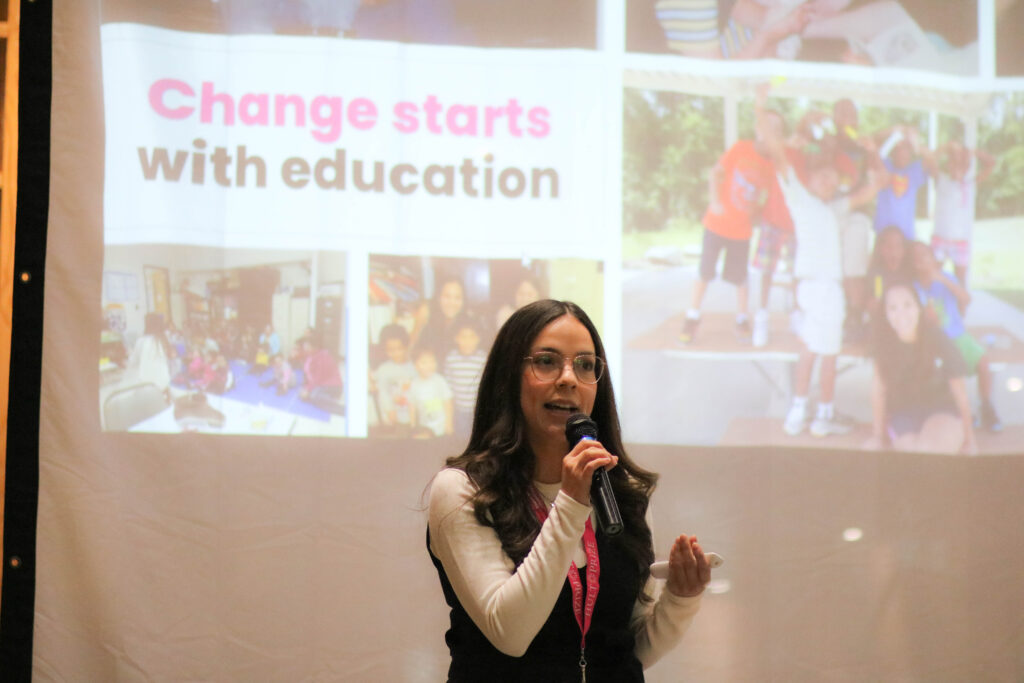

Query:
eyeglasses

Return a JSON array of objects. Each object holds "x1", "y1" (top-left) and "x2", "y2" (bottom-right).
[{"x1": 523, "y1": 352, "x2": 605, "y2": 384}]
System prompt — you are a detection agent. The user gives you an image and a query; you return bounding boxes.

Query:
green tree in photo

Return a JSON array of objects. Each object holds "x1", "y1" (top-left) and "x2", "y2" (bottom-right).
[
  {"x1": 979, "y1": 91, "x2": 1024, "y2": 219},
  {"x1": 623, "y1": 89, "x2": 723, "y2": 235}
]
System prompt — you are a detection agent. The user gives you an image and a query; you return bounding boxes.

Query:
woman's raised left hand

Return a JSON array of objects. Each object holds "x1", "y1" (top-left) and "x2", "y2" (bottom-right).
[{"x1": 665, "y1": 534, "x2": 712, "y2": 598}]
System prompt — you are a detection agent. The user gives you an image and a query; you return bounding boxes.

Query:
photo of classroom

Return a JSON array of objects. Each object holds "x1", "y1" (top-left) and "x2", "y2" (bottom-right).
[
  {"x1": 100, "y1": 245, "x2": 347, "y2": 436},
  {"x1": 367, "y1": 254, "x2": 604, "y2": 439},
  {"x1": 621, "y1": 75, "x2": 1024, "y2": 454}
]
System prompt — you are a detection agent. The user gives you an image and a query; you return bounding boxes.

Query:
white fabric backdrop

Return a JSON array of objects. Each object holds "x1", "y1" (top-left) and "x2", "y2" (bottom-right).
[{"x1": 34, "y1": 1, "x2": 1024, "y2": 680}]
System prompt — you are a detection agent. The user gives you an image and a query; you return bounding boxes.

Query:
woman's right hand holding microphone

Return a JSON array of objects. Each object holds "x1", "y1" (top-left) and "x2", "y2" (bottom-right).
[{"x1": 560, "y1": 438, "x2": 617, "y2": 506}]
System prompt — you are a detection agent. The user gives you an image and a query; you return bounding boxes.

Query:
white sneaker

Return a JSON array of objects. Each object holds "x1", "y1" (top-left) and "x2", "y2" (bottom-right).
[
  {"x1": 810, "y1": 416, "x2": 852, "y2": 437},
  {"x1": 752, "y1": 309, "x2": 770, "y2": 348},
  {"x1": 783, "y1": 405, "x2": 807, "y2": 436}
]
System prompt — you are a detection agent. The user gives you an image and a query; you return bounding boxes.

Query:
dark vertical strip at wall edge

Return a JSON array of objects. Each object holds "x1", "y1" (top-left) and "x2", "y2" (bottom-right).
[{"x1": 1, "y1": 0, "x2": 53, "y2": 679}]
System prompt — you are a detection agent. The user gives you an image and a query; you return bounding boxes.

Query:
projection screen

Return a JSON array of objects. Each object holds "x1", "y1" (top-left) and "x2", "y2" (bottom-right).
[{"x1": 15, "y1": 0, "x2": 1024, "y2": 680}]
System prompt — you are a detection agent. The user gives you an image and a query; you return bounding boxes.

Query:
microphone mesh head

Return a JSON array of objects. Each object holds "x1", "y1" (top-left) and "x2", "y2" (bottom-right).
[{"x1": 565, "y1": 413, "x2": 598, "y2": 443}]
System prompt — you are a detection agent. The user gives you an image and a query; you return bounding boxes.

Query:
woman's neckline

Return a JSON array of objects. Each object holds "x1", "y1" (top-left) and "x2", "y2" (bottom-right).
[{"x1": 533, "y1": 479, "x2": 561, "y2": 504}]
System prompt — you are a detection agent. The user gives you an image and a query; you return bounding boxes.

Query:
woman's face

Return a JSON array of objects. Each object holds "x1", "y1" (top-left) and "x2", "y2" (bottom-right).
[
  {"x1": 885, "y1": 285, "x2": 920, "y2": 343},
  {"x1": 520, "y1": 315, "x2": 598, "y2": 452},
  {"x1": 439, "y1": 281, "x2": 464, "y2": 320}
]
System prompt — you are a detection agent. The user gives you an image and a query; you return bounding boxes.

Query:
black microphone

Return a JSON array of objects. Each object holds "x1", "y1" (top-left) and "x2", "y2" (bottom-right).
[{"x1": 565, "y1": 413, "x2": 623, "y2": 537}]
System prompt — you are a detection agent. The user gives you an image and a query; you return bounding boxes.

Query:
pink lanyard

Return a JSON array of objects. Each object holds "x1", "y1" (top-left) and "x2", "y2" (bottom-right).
[{"x1": 529, "y1": 488, "x2": 601, "y2": 682}]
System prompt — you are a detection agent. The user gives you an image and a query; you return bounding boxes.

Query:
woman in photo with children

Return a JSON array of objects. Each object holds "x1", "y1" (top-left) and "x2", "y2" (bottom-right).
[{"x1": 866, "y1": 279, "x2": 977, "y2": 454}]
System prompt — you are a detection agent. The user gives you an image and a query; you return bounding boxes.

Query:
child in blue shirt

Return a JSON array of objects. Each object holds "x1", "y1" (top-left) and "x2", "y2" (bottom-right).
[{"x1": 873, "y1": 128, "x2": 935, "y2": 240}]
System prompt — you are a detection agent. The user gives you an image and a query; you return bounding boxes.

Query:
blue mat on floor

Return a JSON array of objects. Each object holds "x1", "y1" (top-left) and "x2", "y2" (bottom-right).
[{"x1": 221, "y1": 360, "x2": 332, "y2": 422}]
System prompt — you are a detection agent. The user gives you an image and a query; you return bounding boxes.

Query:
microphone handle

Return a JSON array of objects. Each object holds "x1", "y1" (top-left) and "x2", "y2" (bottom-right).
[{"x1": 591, "y1": 467, "x2": 623, "y2": 536}]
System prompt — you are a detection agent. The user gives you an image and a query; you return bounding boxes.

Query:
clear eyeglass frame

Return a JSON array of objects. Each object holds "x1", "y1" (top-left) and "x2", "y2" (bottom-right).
[{"x1": 523, "y1": 351, "x2": 605, "y2": 384}]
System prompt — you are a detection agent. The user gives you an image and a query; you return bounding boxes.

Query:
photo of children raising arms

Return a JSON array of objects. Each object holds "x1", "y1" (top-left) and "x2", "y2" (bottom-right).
[
  {"x1": 367, "y1": 255, "x2": 603, "y2": 439},
  {"x1": 753, "y1": 84, "x2": 889, "y2": 438},
  {"x1": 622, "y1": 81, "x2": 1024, "y2": 454}
]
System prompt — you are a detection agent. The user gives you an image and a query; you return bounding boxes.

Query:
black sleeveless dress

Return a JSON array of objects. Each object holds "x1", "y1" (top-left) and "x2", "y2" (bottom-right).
[{"x1": 428, "y1": 528, "x2": 646, "y2": 682}]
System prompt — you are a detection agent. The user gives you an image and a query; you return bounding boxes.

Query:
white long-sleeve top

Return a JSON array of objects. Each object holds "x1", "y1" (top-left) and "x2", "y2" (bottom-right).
[{"x1": 428, "y1": 467, "x2": 702, "y2": 666}]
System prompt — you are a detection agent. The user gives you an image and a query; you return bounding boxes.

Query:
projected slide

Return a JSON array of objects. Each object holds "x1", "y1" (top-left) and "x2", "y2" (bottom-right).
[
  {"x1": 98, "y1": 14, "x2": 611, "y2": 437},
  {"x1": 97, "y1": 2, "x2": 1024, "y2": 453}
]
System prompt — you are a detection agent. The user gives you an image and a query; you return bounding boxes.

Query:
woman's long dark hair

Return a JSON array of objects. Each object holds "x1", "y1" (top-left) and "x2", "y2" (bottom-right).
[
  {"x1": 417, "y1": 275, "x2": 467, "y2": 358},
  {"x1": 445, "y1": 299, "x2": 658, "y2": 602},
  {"x1": 872, "y1": 279, "x2": 945, "y2": 388}
]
